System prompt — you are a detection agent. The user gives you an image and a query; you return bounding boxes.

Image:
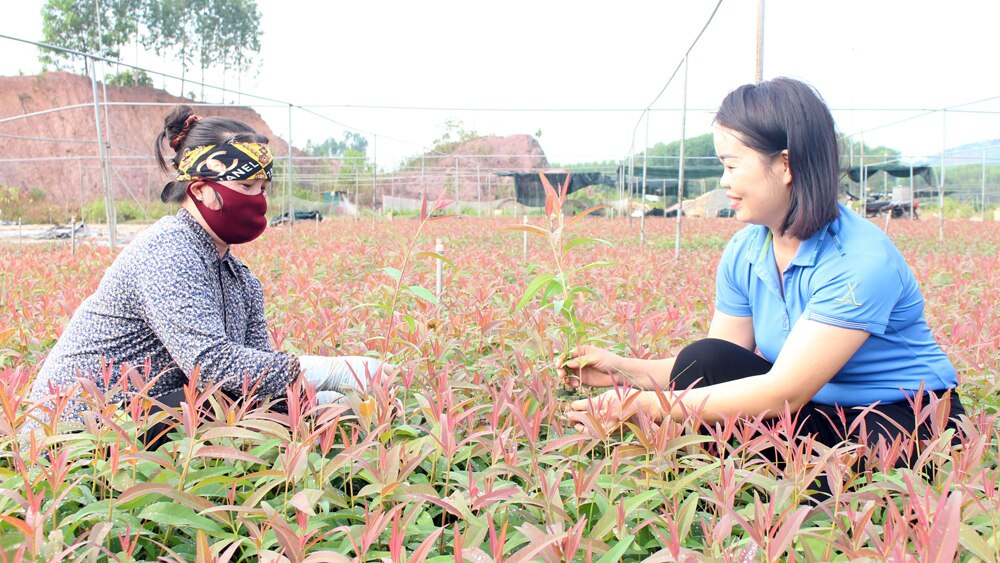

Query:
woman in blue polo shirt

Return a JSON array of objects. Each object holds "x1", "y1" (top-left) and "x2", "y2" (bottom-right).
[{"x1": 563, "y1": 77, "x2": 964, "y2": 459}]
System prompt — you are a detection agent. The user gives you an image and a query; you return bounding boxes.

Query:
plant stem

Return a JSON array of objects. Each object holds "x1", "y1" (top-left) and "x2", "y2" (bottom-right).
[{"x1": 383, "y1": 219, "x2": 430, "y2": 357}]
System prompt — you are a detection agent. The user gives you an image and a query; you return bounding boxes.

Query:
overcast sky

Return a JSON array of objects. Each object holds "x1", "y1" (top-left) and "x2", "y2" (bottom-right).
[{"x1": 2, "y1": 1, "x2": 998, "y2": 167}]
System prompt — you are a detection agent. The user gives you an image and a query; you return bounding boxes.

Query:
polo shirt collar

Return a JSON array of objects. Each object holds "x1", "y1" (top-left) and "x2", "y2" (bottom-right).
[
  {"x1": 790, "y1": 223, "x2": 830, "y2": 267},
  {"x1": 743, "y1": 218, "x2": 839, "y2": 269},
  {"x1": 745, "y1": 226, "x2": 770, "y2": 266}
]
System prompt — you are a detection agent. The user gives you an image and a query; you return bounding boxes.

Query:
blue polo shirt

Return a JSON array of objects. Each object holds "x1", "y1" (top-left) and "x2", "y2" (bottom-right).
[{"x1": 715, "y1": 203, "x2": 957, "y2": 406}]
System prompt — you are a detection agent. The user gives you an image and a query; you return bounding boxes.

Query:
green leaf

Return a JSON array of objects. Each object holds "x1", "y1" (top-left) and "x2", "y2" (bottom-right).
[
  {"x1": 562, "y1": 237, "x2": 613, "y2": 254},
  {"x1": 402, "y1": 313, "x2": 416, "y2": 333},
  {"x1": 552, "y1": 298, "x2": 566, "y2": 316},
  {"x1": 405, "y1": 285, "x2": 439, "y2": 306},
  {"x1": 567, "y1": 286, "x2": 602, "y2": 302},
  {"x1": 571, "y1": 260, "x2": 615, "y2": 274},
  {"x1": 381, "y1": 267, "x2": 402, "y2": 282},
  {"x1": 502, "y1": 224, "x2": 550, "y2": 238},
  {"x1": 514, "y1": 273, "x2": 555, "y2": 313},
  {"x1": 958, "y1": 523, "x2": 994, "y2": 562},
  {"x1": 596, "y1": 534, "x2": 635, "y2": 563},
  {"x1": 137, "y1": 502, "x2": 226, "y2": 536},
  {"x1": 414, "y1": 251, "x2": 455, "y2": 269},
  {"x1": 589, "y1": 490, "x2": 659, "y2": 541}
]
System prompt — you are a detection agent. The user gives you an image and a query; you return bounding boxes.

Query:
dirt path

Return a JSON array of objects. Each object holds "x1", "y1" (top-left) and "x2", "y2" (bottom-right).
[{"x1": 0, "y1": 222, "x2": 152, "y2": 245}]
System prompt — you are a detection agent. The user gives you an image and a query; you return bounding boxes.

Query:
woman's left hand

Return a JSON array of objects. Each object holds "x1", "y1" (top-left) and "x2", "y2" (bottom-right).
[{"x1": 565, "y1": 388, "x2": 651, "y2": 434}]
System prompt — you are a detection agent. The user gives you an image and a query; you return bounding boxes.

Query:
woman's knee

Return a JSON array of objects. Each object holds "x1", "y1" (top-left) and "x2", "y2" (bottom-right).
[{"x1": 671, "y1": 338, "x2": 770, "y2": 389}]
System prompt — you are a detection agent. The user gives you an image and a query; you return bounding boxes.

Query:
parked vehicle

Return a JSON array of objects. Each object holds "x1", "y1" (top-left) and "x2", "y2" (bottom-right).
[
  {"x1": 844, "y1": 190, "x2": 919, "y2": 219},
  {"x1": 270, "y1": 210, "x2": 323, "y2": 226}
]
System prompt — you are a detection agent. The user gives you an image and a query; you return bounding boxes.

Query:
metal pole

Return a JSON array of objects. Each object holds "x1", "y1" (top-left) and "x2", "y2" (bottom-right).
[
  {"x1": 909, "y1": 164, "x2": 915, "y2": 220},
  {"x1": 287, "y1": 104, "x2": 294, "y2": 234},
  {"x1": 477, "y1": 163, "x2": 482, "y2": 217},
  {"x1": 755, "y1": 0, "x2": 765, "y2": 83},
  {"x1": 95, "y1": 0, "x2": 117, "y2": 233},
  {"x1": 89, "y1": 56, "x2": 116, "y2": 251},
  {"x1": 640, "y1": 111, "x2": 648, "y2": 244},
  {"x1": 78, "y1": 160, "x2": 84, "y2": 221},
  {"x1": 372, "y1": 134, "x2": 378, "y2": 212},
  {"x1": 982, "y1": 145, "x2": 988, "y2": 221},
  {"x1": 454, "y1": 157, "x2": 460, "y2": 204},
  {"x1": 628, "y1": 145, "x2": 635, "y2": 226},
  {"x1": 939, "y1": 110, "x2": 946, "y2": 240},
  {"x1": 612, "y1": 160, "x2": 625, "y2": 218},
  {"x1": 675, "y1": 55, "x2": 689, "y2": 259},
  {"x1": 860, "y1": 140, "x2": 866, "y2": 217}
]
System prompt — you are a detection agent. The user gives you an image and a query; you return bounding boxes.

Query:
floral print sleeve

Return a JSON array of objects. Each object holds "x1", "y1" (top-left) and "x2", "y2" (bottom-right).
[
  {"x1": 130, "y1": 232, "x2": 296, "y2": 396},
  {"x1": 27, "y1": 209, "x2": 299, "y2": 428}
]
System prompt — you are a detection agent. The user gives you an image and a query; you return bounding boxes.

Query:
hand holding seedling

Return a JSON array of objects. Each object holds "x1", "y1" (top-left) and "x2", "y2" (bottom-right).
[{"x1": 558, "y1": 345, "x2": 625, "y2": 388}]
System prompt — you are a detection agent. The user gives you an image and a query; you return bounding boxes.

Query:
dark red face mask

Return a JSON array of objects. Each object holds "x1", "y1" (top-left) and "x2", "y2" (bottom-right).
[{"x1": 188, "y1": 179, "x2": 268, "y2": 244}]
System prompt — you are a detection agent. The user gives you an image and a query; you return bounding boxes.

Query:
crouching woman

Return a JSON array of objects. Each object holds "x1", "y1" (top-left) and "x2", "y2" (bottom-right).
[{"x1": 25, "y1": 105, "x2": 386, "y2": 449}]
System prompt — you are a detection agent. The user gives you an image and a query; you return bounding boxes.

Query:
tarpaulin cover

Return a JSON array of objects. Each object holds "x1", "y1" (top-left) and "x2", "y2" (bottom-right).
[
  {"x1": 616, "y1": 165, "x2": 725, "y2": 180},
  {"x1": 846, "y1": 165, "x2": 936, "y2": 186}
]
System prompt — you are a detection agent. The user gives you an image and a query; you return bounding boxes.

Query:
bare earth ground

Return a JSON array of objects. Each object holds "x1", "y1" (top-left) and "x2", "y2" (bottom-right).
[{"x1": 0, "y1": 222, "x2": 152, "y2": 245}]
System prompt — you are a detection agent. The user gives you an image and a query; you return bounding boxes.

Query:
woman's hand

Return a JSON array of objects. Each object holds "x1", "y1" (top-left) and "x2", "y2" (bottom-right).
[
  {"x1": 564, "y1": 388, "x2": 654, "y2": 434},
  {"x1": 557, "y1": 345, "x2": 624, "y2": 389},
  {"x1": 299, "y1": 355, "x2": 391, "y2": 399}
]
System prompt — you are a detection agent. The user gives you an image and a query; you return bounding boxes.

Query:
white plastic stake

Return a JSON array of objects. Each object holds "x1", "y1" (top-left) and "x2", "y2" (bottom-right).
[{"x1": 435, "y1": 238, "x2": 445, "y2": 299}]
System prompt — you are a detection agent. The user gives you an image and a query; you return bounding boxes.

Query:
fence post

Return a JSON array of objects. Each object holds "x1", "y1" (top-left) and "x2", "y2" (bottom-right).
[
  {"x1": 435, "y1": 238, "x2": 445, "y2": 299},
  {"x1": 522, "y1": 215, "x2": 528, "y2": 260}
]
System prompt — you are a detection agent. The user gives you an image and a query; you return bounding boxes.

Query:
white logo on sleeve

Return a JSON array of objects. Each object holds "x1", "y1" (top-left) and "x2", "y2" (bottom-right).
[{"x1": 834, "y1": 282, "x2": 862, "y2": 307}]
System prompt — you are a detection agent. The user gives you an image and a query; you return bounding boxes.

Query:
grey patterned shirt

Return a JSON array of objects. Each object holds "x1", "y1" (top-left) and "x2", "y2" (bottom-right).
[{"x1": 28, "y1": 208, "x2": 300, "y2": 427}]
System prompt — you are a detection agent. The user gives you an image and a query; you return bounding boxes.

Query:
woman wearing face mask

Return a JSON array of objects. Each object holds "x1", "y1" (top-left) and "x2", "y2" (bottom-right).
[
  {"x1": 26, "y1": 105, "x2": 384, "y2": 448},
  {"x1": 563, "y1": 78, "x2": 965, "y2": 471}
]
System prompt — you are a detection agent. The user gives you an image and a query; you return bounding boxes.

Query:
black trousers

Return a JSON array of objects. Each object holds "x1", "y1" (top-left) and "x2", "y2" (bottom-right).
[
  {"x1": 669, "y1": 338, "x2": 966, "y2": 464},
  {"x1": 141, "y1": 389, "x2": 189, "y2": 450},
  {"x1": 140, "y1": 389, "x2": 287, "y2": 450}
]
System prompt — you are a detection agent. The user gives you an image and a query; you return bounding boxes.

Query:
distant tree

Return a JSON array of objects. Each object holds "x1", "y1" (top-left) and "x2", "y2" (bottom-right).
[
  {"x1": 640, "y1": 133, "x2": 720, "y2": 168},
  {"x1": 40, "y1": 0, "x2": 141, "y2": 71},
  {"x1": 41, "y1": 0, "x2": 263, "y2": 99},
  {"x1": 141, "y1": 0, "x2": 195, "y2": 80},
  {"x1": 304, "y1": 132, "x2": 369, "y2": 157},
  {"x1": 432, "y1": 118, "x2": 477, "y2": 151},
  {"x1": 105, "y1": 68, "x2": 154, "y2": 87}
]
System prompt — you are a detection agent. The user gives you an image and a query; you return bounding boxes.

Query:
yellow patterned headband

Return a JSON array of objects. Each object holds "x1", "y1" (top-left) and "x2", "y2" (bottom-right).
[{"x1": 176, "y1": 141, "x2": 273, "y2": 183}]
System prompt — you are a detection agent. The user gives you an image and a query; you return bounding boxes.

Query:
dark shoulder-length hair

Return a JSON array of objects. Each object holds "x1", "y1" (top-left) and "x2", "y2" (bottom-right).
[
  {"x1": 154, "y1": 105, "x2": 270, "y2": 203},
  {"x1": 714, "y1": 77, "x2": 840, "y2": 239}
]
